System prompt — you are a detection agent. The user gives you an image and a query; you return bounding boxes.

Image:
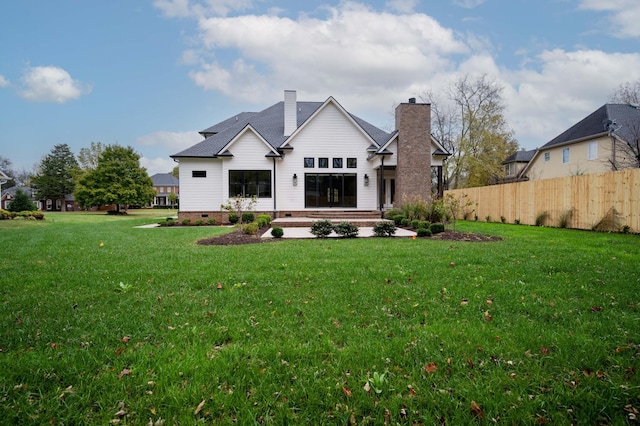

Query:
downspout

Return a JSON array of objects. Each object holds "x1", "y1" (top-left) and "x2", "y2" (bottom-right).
[
  {"x1": 379, "y1": 156, "x2": 385, "y2": 217},
  {"x1": 272, "y1": 157, "x2": 277, "y2": 218}
]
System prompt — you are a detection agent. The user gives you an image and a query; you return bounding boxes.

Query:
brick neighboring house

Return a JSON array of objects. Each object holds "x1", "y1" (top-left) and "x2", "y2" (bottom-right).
[
  {"x1": 1, "y1": 186, "x2": 43, "y2": 210},
  {"x1": 509, "y1": 104, "x2": 640, "y2": 181},
  {"x1": 150, "y1": 173, "x2": 179, "y2": 207},
  {"x1": 171, "y1": 90, "x2": 450, "y2": 221}
]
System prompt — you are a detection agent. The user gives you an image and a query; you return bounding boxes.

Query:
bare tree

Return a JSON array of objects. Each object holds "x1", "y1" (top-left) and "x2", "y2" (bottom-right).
[
  {"x1": 421, "y1": 74, "x2": 518, "y2": 189},
  {"x1": 609, "y1": 80, "x2": 640, "y2": 104}
]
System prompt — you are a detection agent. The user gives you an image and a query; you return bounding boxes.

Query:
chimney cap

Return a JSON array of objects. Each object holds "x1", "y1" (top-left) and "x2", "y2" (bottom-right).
[{"x1": 408, "y1": 97, "x2": 416, "y2": 104}]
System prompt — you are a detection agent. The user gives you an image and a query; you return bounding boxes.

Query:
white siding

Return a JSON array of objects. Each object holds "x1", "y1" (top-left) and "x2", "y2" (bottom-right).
[
  {"x1": 276, "y1": 102, "x2": 378, "y2": 211},
  {"x1": 178, "y1": 158, "x2": 223, "y2": 211},
  {"x1": 222, "y1": 131, "x2": 276, "y2": 212}
]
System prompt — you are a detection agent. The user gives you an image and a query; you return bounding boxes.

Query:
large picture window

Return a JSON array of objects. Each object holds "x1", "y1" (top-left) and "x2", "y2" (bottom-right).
[
  {"x1": 305, "y1": 173, "x2": 356, "y2": 208},
  {"x1": 229, "y1": 170, "x2": 272, "y2": 198}
]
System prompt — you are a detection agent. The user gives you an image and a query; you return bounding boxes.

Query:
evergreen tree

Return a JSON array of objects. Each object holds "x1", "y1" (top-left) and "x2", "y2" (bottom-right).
[
  {"x1": 32, "y1": 144, "x2": 79, "y2": 210},
  {"x1": 8, "y1": 189, "x2": 38, "y2": 212},
  {"x1": 75, "y1": 145, "x2": 155, "y2": 212}
]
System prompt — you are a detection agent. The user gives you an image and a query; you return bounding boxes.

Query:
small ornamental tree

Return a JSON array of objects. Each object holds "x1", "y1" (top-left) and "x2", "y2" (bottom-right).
[{"x1": 8, "y1": 189, "x2": 38, "y2": 212}]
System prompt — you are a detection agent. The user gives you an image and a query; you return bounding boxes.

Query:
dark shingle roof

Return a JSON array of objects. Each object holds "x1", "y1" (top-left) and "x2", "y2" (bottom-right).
[
  {"x1": 542, "y1": 104, "x2": 640, "y2": 148},
  {"x1": 151, "y1": 173, "x2": 179, "y2": 186},
  {"x1": 503, "y1": 149, "x2": 535, "y2": 164},
  {"x1": 171, "y1": 100, "x2": 392, "y2": 158}
]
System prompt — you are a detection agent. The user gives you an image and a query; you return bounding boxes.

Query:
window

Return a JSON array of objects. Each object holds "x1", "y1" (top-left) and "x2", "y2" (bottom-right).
[
  {"x1": 304, "y1": 157, "x2": 314, "y2": 168},
  {"x1": 504, "y1": 163, "x2": 515, "y2": 177},
  {"x1": 588, "y1": 141, "x2": 598, "y2": 160},
  {"x1": 333, "y1": 158, "x2": 343, "y2": 168},
  {"x1": 229, "y1": 170, "x2": 272, "y2": 198},
  {"x1": 347, "y1": 158, "x2": 357, "y2": 168},
  {"x1": 544, "y1": 152, "x2": 550, "y2": 162},
  {"x1": 562, "y1": 147, "x2": 570, "y2": 164},
  {"x1": 192, "y1": 170, "x2": 207, "y2": 178},
  {"x1": 319, "y1": 158, "x2": 329, "y2": 168}
]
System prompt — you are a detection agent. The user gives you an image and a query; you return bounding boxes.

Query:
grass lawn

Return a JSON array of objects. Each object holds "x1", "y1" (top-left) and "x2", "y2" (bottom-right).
[{"x1": 1, "y1": 212, "x2": 639, "y2": 424}]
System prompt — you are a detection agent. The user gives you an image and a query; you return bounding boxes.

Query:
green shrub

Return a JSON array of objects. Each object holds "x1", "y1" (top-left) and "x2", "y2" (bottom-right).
[
  {"x1": 228, "y1": 213, "x2": 239, "y2": 224},
  {"x1": 426, "y1": 198, "x2": 448, "y2": 223},
  {"x1": 373, "y1": 221, "x2": 397, "y2": 237},
  {"x1": 195, "y1": 219, "x2": 204, "y2": 226},
  {"x1": 181, "y1": 218, "x2": 191, "y2": 226},
  {"x1": 256, "y1": 214, "x2": 272, "y2": 227},
  {"x1": 384, "y1": 208, "x2": 402, "y2": 219},
  {"x1": 159, "y1": 218, "x2": 175, "y2": 227},
  {"x1": 206, "y1": 218, "x2": 217, "y2": 226},
  {"x1": 271, "y1": 226, "x2": 284, "y2": 238},
  {"x1": 430, "y1": 223, "x2": 445, "y2": 234},
  {"x1": 241, "y1": 212, "x2": 255, "y2": 223},
  {"x1": 7, "y1": 189, "x2": 38, "y2": 212},
  {"x1": 333, "y1": 221, "x2": 359, "y2": 238},
  {"x1": 242, "y1": 222, "x2": 259, "y2": 235},
  {"x1": 419, "y1": 220, "x2": 431, "y2": 230},
  {"x1": 400, "y1": 218, "x2": 410, "y2": 227},
  {"x1": 391, "y1": 214, "x2": 405, "y2": 226},
  {"x1": 0, "y1": 209, "x2": 11, "y2": 220},
  {"x1": 400, "y1": 196, "x2": 429, "y2": 221},
  {"x1": 310, "y1": 219, "x2": 334, "y2": 238},
  {"x1": 410, "y1": 219, "x2": 421, "y2": 229},
  {"x1": 416, "y1": 227, "x2": 432, "y2": 237}
]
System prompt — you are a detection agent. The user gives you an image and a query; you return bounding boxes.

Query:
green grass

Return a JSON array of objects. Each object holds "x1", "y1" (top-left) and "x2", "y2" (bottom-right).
[{"x1": 1, "y1": 214, "x2": 639, "y2": 424}]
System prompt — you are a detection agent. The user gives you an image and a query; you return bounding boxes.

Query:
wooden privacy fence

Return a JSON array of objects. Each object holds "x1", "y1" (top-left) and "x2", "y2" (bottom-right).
[{"x1": 445, "y1": 168, "x2": 640, "y2": 232}]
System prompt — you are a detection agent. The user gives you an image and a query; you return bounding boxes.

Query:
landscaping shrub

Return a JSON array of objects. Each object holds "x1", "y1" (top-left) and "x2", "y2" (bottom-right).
[
  {"x1": 181, "y1": 218, "x2": 191, "y2": 226},
  {"x1": 228, "y1": 213, "x2": 239, "y2": 224},
  {"x1": 242, "y1": 222, "x2": 259, "y2": 235},
  {"x1": 558, "y1": 208, "x2": 574, "y2": 228},
  {"x1": 7, "y1": 189, "x2": 38, "y2": 212},
  {"x1": 400, "y1": 218, "x2": 410, "y2": 227},
  {"x1": 194, "y1": 219, "x2": 204, "y2": 226},
  {"x1": 410, "y1": 219, "x2": 421, "y2": 229},
  {"x1": 270, "y1": 226, "x2": 284, "y2": 238},
  {"x1": 310, "y1": 219, "x2": 334, "y2": 238},
  {"x1": 416, "y1": 227, "x2": 432, "y2": 237},
  {"x1": 206, "y1": 218, "x2": 217, "y2": 226},
  {"x1": 158, "y1": 218, "x2": 175, "y2": 227},
  {"x1": 241, "y1": 212, "x2": 255, "y2": 223},
  {"x1": 333, "y1": 221, "x2": 359, "y2": 238},
  {"x1": 0, "y1": 209, "x2": 11, "y2": 220},
  {"x1": 419, "y1": 220, "x2": 431, "y2": 229},
  {"x1": 430, "y1": 223, "x2": 445, "y2": 234},
  {"x1": 256, "y1": 214, "x2": 271, "y2": 227},
  {"x1": 373, "y1": 221, "x2": 397, "y2": 237},
  {"x1": 400, "y1": 196, "x2": 429, "y2": 220}
]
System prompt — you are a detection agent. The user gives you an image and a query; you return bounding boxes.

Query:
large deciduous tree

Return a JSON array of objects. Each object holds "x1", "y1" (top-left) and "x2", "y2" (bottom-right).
[
  {"x1": 75, "y1": 145, "x2": 155, "y2": 212},
  {"x1": 32, "y1": 144, "x2": 79, "y2": 210},
  {"x1": 609, "y1": 80, "x2": 640, "y2": 170},
  {"x1": 421, "y1": 74, "x2": 518, "y2": 189}
]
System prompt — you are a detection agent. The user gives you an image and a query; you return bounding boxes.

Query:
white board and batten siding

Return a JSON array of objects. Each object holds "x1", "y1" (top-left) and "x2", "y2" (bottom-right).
[
  {"x1": 222, "y1": 130, "x2": 277, "y2": 212},
  {"x1": 178, "y1": 159, "x2": 223, "y2": 211},
  {"x1": 276, "y1": 102, "x2": 378, "y2": 211}
]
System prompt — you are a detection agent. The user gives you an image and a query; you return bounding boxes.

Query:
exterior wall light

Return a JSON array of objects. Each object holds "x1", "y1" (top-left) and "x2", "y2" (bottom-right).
[
  {"x1": 364, "y1": 174, "x2": 369, "y2": 186},
  {"x1": 293, "y1": 173, "x2": 298, "y2": 186}
]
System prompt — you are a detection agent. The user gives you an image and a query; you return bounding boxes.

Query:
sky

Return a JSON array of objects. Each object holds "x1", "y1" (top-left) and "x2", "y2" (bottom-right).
[{"x1": 1, "y1": 0, "x2": 639, "y2": 177}]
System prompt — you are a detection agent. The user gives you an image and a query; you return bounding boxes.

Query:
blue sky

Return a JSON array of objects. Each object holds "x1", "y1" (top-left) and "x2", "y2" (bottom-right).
[{"x1": 1, "y1": 0, "x2": 639, "y2": 176}]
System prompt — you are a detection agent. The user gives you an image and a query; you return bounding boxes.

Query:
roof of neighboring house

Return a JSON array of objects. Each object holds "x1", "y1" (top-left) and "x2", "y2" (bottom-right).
[
  {"x1": 541, "y1": 103, "x2": 640, "y2": 149},
  {"x1": 502, "y1": 149, "x2": 536, "y2": 164},
  {"x1": 171, "y1": 99, "x2": 393, "y2": 159},
  {"x1": 151, "y1": 173, "x2": 179, "y2": 186},
  {"x1": 1, "y1": 186, "x2": 37, "y2": 199}
]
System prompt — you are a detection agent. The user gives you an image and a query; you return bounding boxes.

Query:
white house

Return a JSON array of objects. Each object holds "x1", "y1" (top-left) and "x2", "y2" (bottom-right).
[{"x1": 171, "y1": 91, "x2": 449, "y2": 222}]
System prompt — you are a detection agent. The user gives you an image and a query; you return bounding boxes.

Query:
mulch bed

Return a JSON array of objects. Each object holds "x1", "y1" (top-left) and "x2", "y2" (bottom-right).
[{"x1": 196, "y1": 227, "x2": 501, "y2": 245}]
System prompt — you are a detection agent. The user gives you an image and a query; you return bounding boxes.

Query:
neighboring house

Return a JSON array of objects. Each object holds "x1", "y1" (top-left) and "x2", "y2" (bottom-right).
[
  {"x1": 1, "y1": 186, "x2": 43, "y2": 210},
  {"x1": 171, "y1": 90, "x2": 450, "y2": 221},
  {"x1": 520, "y1": 104, "x2": 640, "y2": 180},
  {"x1": 150, "y1": 173, "x2": 179, "y2": 207},
  {"x1": 500, "y1": 149, "x2": 536, "y2": 182}
]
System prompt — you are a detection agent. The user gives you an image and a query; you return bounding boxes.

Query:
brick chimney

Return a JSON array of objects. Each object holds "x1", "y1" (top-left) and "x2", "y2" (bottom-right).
[
  {"x1": 394, "y1": 98, "x2": 431, "y2": 207},
  {"x1": 284, "y1": 90, "x2": 297, "y2": 136}
]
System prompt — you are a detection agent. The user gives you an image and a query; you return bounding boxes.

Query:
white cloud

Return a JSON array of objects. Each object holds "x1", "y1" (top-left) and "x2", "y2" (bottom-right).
[
  {"x1": 140, "y1": 156, "x2": 179, "y2": 176},
  {"x1": 0, "y1": 75, "x2": 9, "y2": 87},
  {"x1": 579, "y1": 0, "x2": 640, "y2": 38},
  {"x1": 19, "y1": 66, "x2": 91, "y2": 103},
  {"x1": 135, "y1": 130, "x2": 203, "y2": 150}
]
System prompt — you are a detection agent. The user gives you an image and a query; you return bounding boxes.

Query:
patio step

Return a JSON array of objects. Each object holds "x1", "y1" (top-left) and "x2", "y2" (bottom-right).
[{"x1": 272, "y1": 217, "x2": 390, "y2": 228}]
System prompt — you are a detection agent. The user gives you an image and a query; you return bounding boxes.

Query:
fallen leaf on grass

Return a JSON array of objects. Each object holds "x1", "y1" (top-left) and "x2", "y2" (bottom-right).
[
  {"x1": 460, "y1": 299, "x2": 469, "y2": 306},
  {"x1": 194, "y1": 399, "x2": 206, "y2": 415},
  {"x1": 342, "y1": 386, "x2": 352, "y2": 397},
  {"x1": 216, "y1": 283, "x2": 223, "y2": 290},
  {"x1": 424, "y1": 362, "x2": 438, "y2": 374},
  {"x1": 117, "y1": 368, "x2": 131, "y2": 379},
  {"x1": 114, "y1": 409, "x2": 126, "y2": 418},
  {"x1": 363, "y1": 381, "x2": 371, "y2": 393},
  {"x1": 470, "y1": 401, "x2": 485, "y2": 418},
  {"x1": 590, "y1": 306, "x2": 602, "y2": 312},
  {"x1": 121, "y1": 336, "x2": 130, "y2": 343},
  {"x1": 484, "y1": 311, "x2": 493, "y2": 321}
]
